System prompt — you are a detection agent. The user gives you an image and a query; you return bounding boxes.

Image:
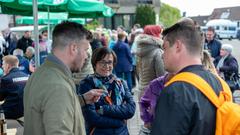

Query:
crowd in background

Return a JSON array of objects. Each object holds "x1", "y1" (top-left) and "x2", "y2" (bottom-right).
[{"x1": 0, "y1": 18, "x2": 239, "y2": 135}]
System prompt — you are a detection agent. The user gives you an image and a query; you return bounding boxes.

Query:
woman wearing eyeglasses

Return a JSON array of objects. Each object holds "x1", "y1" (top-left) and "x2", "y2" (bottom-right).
[{"x1": 77, "y1": 47, "x2": 136, "y2": 135}]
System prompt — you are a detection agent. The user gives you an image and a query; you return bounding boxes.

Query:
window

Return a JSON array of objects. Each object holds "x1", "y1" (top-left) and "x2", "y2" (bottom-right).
[
  {"x1": 229, "y1": 27, "x2": 236, "y2": 31},
  {"x1": 104, "y1": 0, "x2": 118, "y2": 3},
  {"x1": 138, "y1": 0, "x2": 152, "y2": 4}
]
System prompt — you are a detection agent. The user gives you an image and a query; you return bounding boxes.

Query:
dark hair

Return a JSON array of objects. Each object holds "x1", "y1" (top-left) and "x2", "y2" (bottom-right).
[
  {"x1": 41, "y1": 30, "x2": 47, "y2": 35},
  {"x1": 91, "y1": 47, "x2": 117, "y2": 70},
  {"x1": 207, "y1": 26, "x2": 215, "y2": 33},
  {"x1": 162, "y1": 19, "x2": 202, "y2": 55},
  {"x1": 52, "y1": 21, "x2": 92, "y2": 50}
]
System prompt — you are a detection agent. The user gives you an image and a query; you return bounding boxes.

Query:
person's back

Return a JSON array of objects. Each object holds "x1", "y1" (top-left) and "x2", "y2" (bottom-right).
[
  {"x1": 113, "y1": 40, "x2": 133, "y2": 73},
  {"x1": 16, "y1": 55, "x2": 30, "y2": 75},
  {"x1": 0, "y1": 55, "x2": 28, "y2": 119},
  {"x1": 113, "y1": 32, "x2": 133, "y2": 92},
  {"x1": 135, "y1": 25, "x2": 165, "y2": 99},
  {"x1": 151, "y1": 18, "x2": 222, "y2": 135}
]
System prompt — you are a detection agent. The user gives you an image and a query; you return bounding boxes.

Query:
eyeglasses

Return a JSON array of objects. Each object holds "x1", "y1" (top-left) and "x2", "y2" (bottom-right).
[{"x1": 98, "y1": 60, "x2": 113, "y2": 67}]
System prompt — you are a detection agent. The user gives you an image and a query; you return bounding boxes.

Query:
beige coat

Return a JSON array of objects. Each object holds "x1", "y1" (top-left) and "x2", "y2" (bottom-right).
[
  {"x1": 24, "y1": 55, "x2": 86, "y2": 135},
  {"x1": 135, "y1": 34, "x2": 166, "y2": 98}
]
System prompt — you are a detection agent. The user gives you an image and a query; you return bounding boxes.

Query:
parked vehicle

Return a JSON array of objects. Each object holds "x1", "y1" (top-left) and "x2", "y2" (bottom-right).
[
  {"x1": 237, "y1": 29, "x2": 240, "y2": 40},
  {"x1": 10, "y1": 25, "x2": 48, "y2": 39},
  {"x1": 206, "y1": 19, "x2": 238, "y2": 40}
]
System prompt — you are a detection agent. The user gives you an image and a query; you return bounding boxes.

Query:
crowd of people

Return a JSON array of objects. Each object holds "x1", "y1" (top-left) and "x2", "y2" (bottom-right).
[{"x1": 0, "y1": 17, "x2": 239, "y2": 135}]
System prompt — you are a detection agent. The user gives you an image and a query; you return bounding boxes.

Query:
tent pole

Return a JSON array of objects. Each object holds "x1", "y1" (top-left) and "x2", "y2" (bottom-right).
[
  {"x1": 33, "y1": 0, "x2": 40, "y2": 68},
  {"x1": 47, "y1": 7, "x2": 50, "y2": 40}
]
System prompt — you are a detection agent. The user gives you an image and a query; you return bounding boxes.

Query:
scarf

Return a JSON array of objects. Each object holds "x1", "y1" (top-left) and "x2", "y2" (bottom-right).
[
  {"x1": 92, "y1": 73, "x2": 125, "y2": 105},
  {"x1": 216, "y1": 55, "x2": 228, "y2": 79}
]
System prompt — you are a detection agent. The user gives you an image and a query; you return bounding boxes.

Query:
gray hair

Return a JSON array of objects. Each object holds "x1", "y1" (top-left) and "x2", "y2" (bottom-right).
[
  {"x1": 26, "y1": 46, "x2": 35, "y2": 54},
  {"x1": 221, "y1": 44, "x2": 233, "y2": 54},
  {"x1": 13, "y1": 49, "x2": 24, "y2": 56}
]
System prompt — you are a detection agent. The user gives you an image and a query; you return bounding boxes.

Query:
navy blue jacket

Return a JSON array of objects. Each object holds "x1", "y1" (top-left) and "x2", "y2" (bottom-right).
[
  {"x1": 113, "y1": 41, "x2": 133, "y2": 72},
  {"x1": 78, "y1": 74, "x2": 135, "y2": 135},
  {"x1": 206, "y1": 39, "x2": 222, "y2": 59},
  {"x1": 0, "y1": 68, "x2": 28, "y2": 119},
  {"x1": 16, "y1": 55, "x2": 30, "y2": 75}
]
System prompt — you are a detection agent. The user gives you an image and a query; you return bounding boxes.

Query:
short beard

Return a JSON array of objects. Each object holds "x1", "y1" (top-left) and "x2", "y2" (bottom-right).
[{"x1": 71, "y1": 67, "x2": 81, "y2": 73}]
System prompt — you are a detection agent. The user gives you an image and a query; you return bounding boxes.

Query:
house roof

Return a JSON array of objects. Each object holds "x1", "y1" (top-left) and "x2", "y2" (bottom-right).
[
  {"x1": 190, "y1": 15, "x2": 209, "y2": 26},
  {"x1": 208, "y1": 6, "x2": 240, "y2": 21}
]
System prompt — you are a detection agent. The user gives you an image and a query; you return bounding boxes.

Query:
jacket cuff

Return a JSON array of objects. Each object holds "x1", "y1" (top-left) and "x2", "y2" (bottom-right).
[{"x1": 79, "y1": 95, "x2": 86, "y2": 107}]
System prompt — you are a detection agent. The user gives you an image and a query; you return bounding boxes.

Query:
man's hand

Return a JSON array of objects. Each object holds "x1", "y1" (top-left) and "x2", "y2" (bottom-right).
[{"x1": 83, "y1": 89, "x2": 104, "y2": 104}]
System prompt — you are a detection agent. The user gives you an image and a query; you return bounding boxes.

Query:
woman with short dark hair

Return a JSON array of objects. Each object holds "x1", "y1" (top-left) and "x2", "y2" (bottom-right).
[{"x1": 78, "y1": 47, "x2": 136, "y2": 135}]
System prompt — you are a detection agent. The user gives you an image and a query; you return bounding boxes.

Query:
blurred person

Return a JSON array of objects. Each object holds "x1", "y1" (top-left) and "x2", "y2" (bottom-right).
[
  {"x1": 108, "y1": 31, "x2": 118, "y2": 49},
  {"x1": 113, "y1": 32, "x2": 133, "y2": 93},
  {"x1": 117, "y1": 25, "x2": 128, "y2": 44},
  {"x1": 202, "y1": 50, "x2": 217, "y2": 74},
  {"x1": 151, "y1": 18, "x2": 224, "y2": 135},
  {"x1": 3, "y1": 30, "x2": 18, "y2": 55},
  {"x1": 41, "y1": 30, "x2": 52, "y2": 53},
  {"x1": 90, "y1": 31, "x2": 103, "y2": 51},
  {"x1": 23, "y1": 21, "x2": 104, "y2": 135},
  {"x1": 205, "y1": 27, "x2": 222, "y2": 59},
  {"x1": 24, "y1": 46, "x2": 35, "y2": 61},
  {"x1": 214, "y1": 44, "x2": 239, "y2": 91},
  {"x1": 0, "y1": 32, "x2": 6, "y2": 64},
  {"x1": 135, "y1": 25, "x2": 165, "y2": 100},
  {"x1": 101, "y1": 33, "x2": 108, "y2": 48},
  {"x1": 132, "y1": 24, "x2": 141, "y2": 33},
  {"x1": 131, "y1": 29, "x2": 143, "y2": 88},
  {"x1": 16, "y1": 31, "x2": 33, "y2": 53},
  {"x1": 0, "y1": 55, "x2": 28, "y2": 119},
  {"x1": 117, "y1": 25, "x2": 125, "y2": 33},
  {"x1": 78, "y1": 47, "x2": 135, "y2": 135},
  {"x1": 13, "y1": 49, "x2": 30, "y2": 75},
  {"x1": 29, "y1": 43, "x2": 48, "y2": 73}
]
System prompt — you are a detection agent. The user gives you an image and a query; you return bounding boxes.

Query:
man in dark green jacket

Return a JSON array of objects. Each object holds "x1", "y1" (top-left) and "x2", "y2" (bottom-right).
[{"x1": 24, "y1": 21, "x2": 103, "y2": 135}]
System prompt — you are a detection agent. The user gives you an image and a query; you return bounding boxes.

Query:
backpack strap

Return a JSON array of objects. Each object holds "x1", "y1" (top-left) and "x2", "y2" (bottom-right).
[{"x1": 165, "y1": 72, "x2": 232, "y2": 108}]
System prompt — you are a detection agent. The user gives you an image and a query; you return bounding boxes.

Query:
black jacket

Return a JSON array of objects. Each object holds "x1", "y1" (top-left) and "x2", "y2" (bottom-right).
[
  {"x1": 0, "y1": 68, "x2": 29, "y2": 119},
  {"x1": 151, "y1": 65, "x2": 222, "y2": 135},
  {"x1": 16, "y1": 36, "x2": 33, "y2": 53},
  {"x1": 206, "y1": 39, "x2": 222, "y2": 59}
]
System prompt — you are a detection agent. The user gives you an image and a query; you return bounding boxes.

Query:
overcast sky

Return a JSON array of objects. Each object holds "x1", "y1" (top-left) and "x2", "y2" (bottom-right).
[{"x1": 160, "y1": 0, "x2": 240, "y2": 17}]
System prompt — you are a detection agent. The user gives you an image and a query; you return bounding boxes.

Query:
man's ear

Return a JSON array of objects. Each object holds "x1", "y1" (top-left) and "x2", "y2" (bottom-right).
[
  {"x1": 69, "y1": 43, "x2": 77, "y2": 55},
  {"x1": 175, "y1": 40, "x2": 184, "y2": 53}
]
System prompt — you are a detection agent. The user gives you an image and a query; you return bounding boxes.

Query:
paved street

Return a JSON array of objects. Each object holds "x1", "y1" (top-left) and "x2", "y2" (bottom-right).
[{"x1": 128, "y1": 89, "x2": 142, "y2": 135}]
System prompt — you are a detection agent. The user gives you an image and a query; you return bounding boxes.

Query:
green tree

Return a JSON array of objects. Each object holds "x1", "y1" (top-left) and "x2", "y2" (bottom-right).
[
  {"x1": 159, "y1": 3, "x2": 181, "y2": 27},
  {"x1": 135, "y1": 5, "x2": 156, "y2": 27},
  {"x1": 84, "y1": 19, "x2": 100, "y2": 30}
]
